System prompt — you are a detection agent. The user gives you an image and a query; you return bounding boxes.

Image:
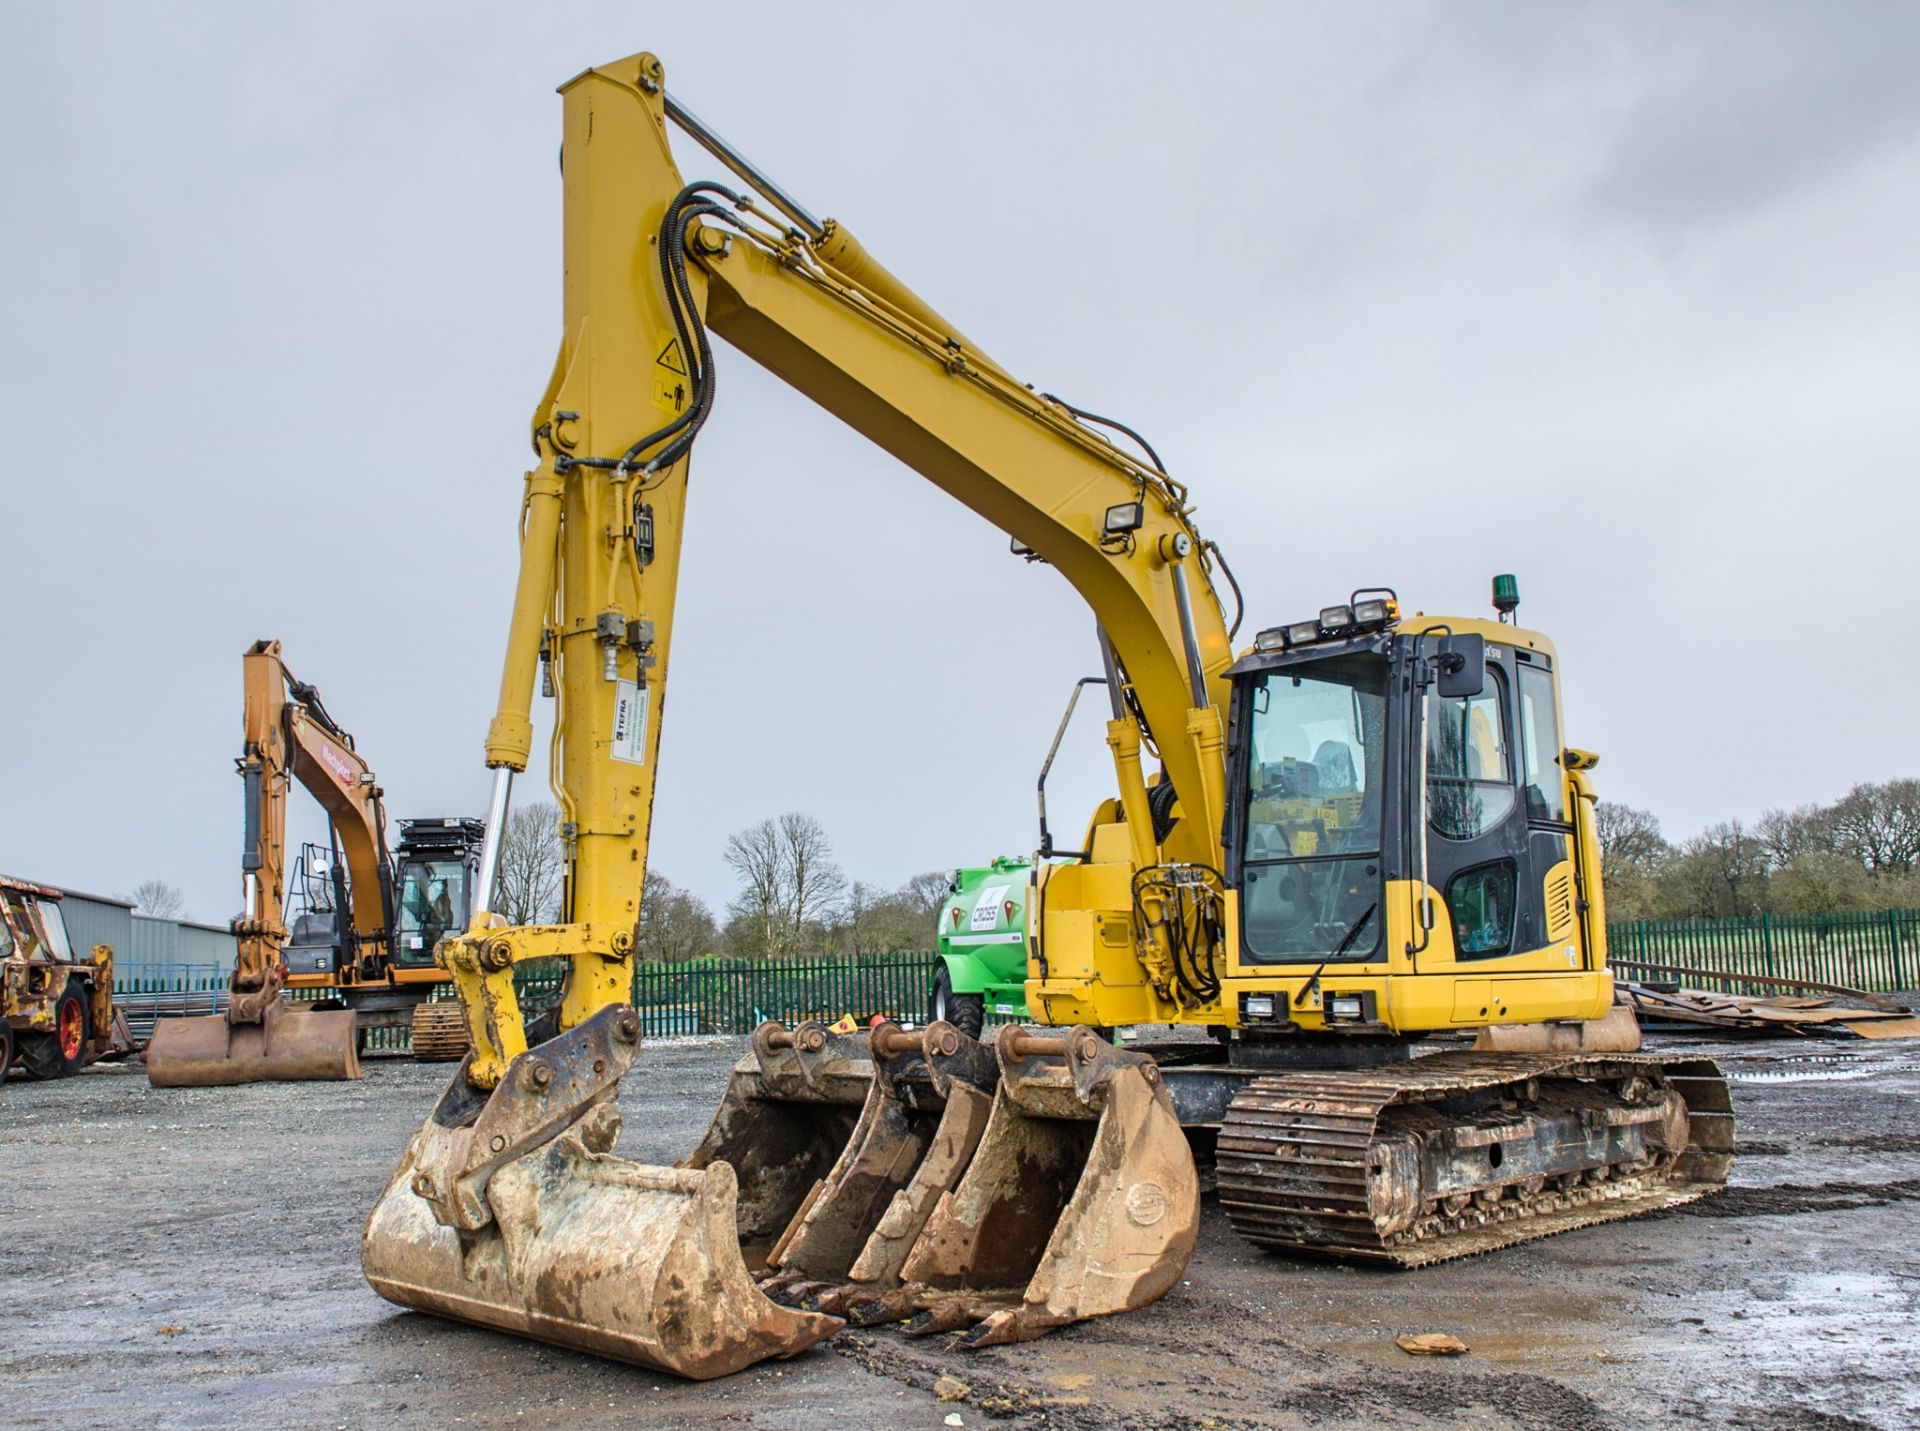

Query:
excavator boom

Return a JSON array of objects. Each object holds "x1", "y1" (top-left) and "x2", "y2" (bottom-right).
[{"x1": 148, "y1": 640, "x2": 392, "y2": 1086}]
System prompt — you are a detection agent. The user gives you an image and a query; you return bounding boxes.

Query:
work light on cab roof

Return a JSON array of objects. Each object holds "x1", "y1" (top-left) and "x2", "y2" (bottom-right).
[{"x1": 1251, "y1": 588, "x2": 1399, "y2": 653}]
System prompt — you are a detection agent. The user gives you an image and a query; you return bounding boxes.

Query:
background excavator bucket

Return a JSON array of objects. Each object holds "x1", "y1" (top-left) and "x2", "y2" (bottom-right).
[
  {"x1": 146, "y1": 994, "x2": 359, "y2": 1087},
  {"x1": 860, "y1": 1026, "x2": 1198, "y2": 1347},
  {"x1": 762, "y1": 1019, "x2": 999, "y2": 1316},
  {"x1": 361, "y1": 1006, "x2": 841, "y2": 1379}
]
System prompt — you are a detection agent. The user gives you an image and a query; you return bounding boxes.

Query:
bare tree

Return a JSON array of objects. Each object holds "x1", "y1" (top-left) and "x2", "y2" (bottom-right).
[
  {"x1": 901, "y1": 870, "x2": 956, "y2": 925},
  {"x1": 1828, "y1": 780, "x2": 1920, "y2": 875},
  {"x1": 1667, "y1": 820, "x2": 1770, "y2": 918},
  {"x1": 1592, "y1": 803, "x2": 1671, "y2": 921},
  {"x1": 1593, "y1": 803, "x2": 1669, "y2": 870},
  {"x1": 493, "y1": 801, "x2": 564, "y2": 925},
  {"x1": 779, "y1": 811, "x2": 847, "y2": 947},
  {"x1": 723, "y1": 812, "x2": 848, "y2": 956},
  {"x1": 636, "y1": 869, "x2": 720, "y2": 962},
  {"x1": 724, "y1": 818, "x2": 785, "y2": 956},
  {"x1": 1755, "y1": 803, "x2": 1836, "y2": 868},
  {"x1": 128, "y1": 879, "x2": 187, "y2": 920}
]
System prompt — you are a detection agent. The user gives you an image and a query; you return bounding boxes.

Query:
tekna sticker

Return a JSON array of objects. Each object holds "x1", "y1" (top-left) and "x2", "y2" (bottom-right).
[
  {"x1": 612, "y1": 680, "x2": 649, "y2": 766},
  {"x1": 971, "y1": 883, "x2": 1011, "y2": 932}
]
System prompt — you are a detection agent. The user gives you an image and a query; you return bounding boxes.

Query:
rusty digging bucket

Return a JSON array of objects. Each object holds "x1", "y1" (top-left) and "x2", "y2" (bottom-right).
[
  {"x1": 146, "y1": 987, "x2": 359, "y2": 1087},
  {"x1": 849, "y1": 1024, "x2": 1200, "y2": 1347},
  {"x1": 746, "y1": 1019, "x2": 1001, "y2": 1317},
  {"x1": 360, "y1": 1005, "x2": 840, "y2": 1380}
]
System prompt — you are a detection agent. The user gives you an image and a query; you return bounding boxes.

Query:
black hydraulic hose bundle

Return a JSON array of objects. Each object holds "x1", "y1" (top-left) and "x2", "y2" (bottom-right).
[
  {"x1": 557, "y1": 180, "x2": 747, "y2": 478},
  {"x1": 1131, "y1": 863, "x2": 1225, "y2": 1004}
]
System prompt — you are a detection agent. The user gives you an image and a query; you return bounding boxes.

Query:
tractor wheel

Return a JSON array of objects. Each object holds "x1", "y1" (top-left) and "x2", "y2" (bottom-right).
[
  {"x1": 21, "y1": 982, "x2": 88, "y2": 1080},
  {"x1": 0, "y1": 1021, "x2": 14, "y2": 1083},
  {"x1": 929, "y1": 965, "x2": 985, "y2": 1040}
]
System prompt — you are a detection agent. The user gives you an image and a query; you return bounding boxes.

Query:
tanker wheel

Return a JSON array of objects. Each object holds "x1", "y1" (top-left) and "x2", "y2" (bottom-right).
[
  {"x1": 21, "y1": 982, "x2": 88, "y2": 1080},
  {"x1": 929, "y1": 965, "x2": 985, "y2": 1040}
]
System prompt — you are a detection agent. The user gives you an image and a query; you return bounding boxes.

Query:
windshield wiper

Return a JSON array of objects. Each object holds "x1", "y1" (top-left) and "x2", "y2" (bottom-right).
[{"x1": 1293, "y1": 902, "x2": 1377, "y2": 1008}]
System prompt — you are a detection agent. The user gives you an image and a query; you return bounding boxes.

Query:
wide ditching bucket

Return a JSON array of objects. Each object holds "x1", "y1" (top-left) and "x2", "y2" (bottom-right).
[
  {"x1": 146, "y1": 989, "x2": 359, "y2": 1087},
  {"x1": 853, "y1": 1025, "x2": 1199, "y2": 1347},
  {"x1": 360, "y1": 1006, "x2": 840, "y2": 1380}
]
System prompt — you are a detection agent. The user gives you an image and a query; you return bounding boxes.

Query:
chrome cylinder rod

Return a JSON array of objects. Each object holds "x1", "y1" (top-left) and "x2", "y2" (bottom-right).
[
  {"x1": 474, "y1": 768, "x2": 514, "y2": 917},
  {"x1": 1169, "y1": 557, "x2": 1209, "y2": 709},
  {"x1": 664, "y1": 92, "x2": 825, "y2": 239}
]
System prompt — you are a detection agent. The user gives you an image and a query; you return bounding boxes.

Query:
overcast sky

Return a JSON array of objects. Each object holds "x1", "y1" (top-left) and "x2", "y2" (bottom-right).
[{"x1": 3, "y1": 3, "x2": 1916, "y2": 926}]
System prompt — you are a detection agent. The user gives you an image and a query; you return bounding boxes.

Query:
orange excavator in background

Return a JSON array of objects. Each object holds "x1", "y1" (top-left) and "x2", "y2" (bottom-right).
[{"x1": 145, "y1": 641, "x2": 482, "y2": 1085}]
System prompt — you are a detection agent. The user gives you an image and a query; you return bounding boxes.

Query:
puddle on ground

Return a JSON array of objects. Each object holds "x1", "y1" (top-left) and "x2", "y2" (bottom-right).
[{"x1": 1724, "y1": 1051, "x2": 1920, "y2": 1084}]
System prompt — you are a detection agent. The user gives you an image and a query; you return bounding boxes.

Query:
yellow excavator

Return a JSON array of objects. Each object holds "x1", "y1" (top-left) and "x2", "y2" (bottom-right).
[
  {"x1": 147, "y1": 641, "x2": 482, "y2": 1085},
  {"x1": 360, "y1": 50, "x2": 1733, "y2": 1378}
]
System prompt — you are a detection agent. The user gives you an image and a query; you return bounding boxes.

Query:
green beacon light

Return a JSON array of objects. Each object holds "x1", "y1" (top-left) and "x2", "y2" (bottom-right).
[{"x1": 1492, "y1": 573, "x2": 1520, "y2": 621}]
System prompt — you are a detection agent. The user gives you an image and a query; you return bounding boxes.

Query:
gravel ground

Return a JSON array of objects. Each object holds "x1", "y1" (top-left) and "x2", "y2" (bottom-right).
[{"x1": 2, "y1": 1031, "x2": 1915, "y2": 1431}]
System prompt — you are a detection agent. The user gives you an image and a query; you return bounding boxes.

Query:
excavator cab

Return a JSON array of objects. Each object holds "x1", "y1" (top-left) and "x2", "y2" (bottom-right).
[
  {"x1": 391, "y1": 820, "x2": 484, "y2": 969},
  {"x1": 1223, "y1": 594, "x2": 1602, "y2": 1027}
]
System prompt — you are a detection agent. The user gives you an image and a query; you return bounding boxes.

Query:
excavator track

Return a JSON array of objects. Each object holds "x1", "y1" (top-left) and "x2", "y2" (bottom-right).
[{"x1": 1215, "y1": 1050, "x2": 1733, "y2": 1267}]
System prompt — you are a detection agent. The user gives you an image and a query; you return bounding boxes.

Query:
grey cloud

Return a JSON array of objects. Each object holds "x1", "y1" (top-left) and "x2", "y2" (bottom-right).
[{"x1": 1575, "y1": 5, "x2": 1920, "y2": 234}]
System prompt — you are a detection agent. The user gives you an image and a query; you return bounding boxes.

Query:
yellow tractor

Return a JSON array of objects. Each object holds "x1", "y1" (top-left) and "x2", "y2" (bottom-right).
[
  {"x1": 359, "y1": 50, "x2": 1733, "y2": 1378},
  {"x1": 1, "y1": 877, "x2": 130, "y2": 1082}
]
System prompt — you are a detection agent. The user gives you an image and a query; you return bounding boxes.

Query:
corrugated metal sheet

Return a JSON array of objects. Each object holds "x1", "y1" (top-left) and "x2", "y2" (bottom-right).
[
  {"x1": 10, "y1": 879, "x2": 234, "y2": 972},
  {"x1": 131, "y1": 915, "x2": 180, "y2": 963},
  {"x1": 178, "y1": 921, "x2": 236, "y2": 967},
  {"x1": 57, "y1": 890, "x2": 135, "y2": 960}
]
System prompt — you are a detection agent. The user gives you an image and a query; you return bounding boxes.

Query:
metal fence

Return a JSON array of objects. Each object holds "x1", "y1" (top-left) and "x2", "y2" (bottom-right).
[
  {"x1": 113, "y1": 961, "x2": 231, "y2": 1042},
  {"x1": 1607, "y1": 909, "x2": 1920, "y2": 995},
  {"x1": 628, "y1": 951, "x2": 942, "y2": 1035},
  {"x1": 115, "y1": 912, "x2": 1919, "y2": 1052}
]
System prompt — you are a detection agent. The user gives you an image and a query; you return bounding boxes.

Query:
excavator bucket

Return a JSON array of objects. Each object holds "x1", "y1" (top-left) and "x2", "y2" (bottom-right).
[
  {"x1": 361, "y1": 1006, "x2": 840, "y2": 1380},
  {"x1": 854, "y1": 1025, "x2": 1199, "y2": 1347},
  {"x1": 758, "y1": 1019, "x2": 1000, "y2": 1317},
  {"x1": 146, "y1": 993, "x2": 359, "y2": 1087},
  {"x1": 679, "y1": 1020, "x2": 877, "y2": 1265}
]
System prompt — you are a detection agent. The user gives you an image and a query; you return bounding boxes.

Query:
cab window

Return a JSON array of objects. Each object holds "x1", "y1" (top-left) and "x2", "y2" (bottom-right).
[
  {"x1": 1518, "y1": 663, "x2": 1566, "y2": 824},
  {"x1": 3, "y1": 895, "x2": 42, "y2": 958},
  {"x1": 38, "y1": 902, "x2": 73, "y2": 962},
  {"x1": 1448, "y1": 862, "x2": 1516, "y2": 957},
  {"x1": 1426, "y1": 666, "x2": 1515, "y2": 840},
  {"x1": 398, "y1": 861, "x2": 469, "y2": 954}
]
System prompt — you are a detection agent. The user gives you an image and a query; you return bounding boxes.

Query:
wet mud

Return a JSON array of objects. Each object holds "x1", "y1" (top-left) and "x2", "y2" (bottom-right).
[{"x1": 1, "y1": 1033, "x2": 1914, "y2": 1429}]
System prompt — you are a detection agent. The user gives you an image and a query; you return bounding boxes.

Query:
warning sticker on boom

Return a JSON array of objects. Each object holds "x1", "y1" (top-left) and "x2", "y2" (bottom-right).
[
  {"x1": 652, "y1": 330, "x2": 689, "y2": 416},
  {"x1": 612, "y1": 680, "x2": 649, "y2": 766}
]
